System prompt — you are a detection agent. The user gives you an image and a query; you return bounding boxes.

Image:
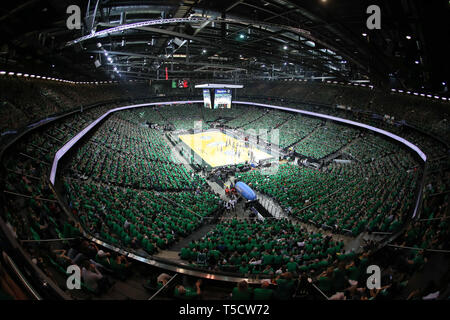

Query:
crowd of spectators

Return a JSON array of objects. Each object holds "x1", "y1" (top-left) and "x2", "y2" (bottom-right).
[
  {"x1": 0, "y1": 77, "x2": 448, "y2": 300},
  {"x1": 181, "y1": 218, "x2": 346, "y2": 276},
  {"x1": 237, "y1": 150, "x2": 419, "y2": 236},
  {"x1": 0, "y1": 78, "x2": 134, "y2": 131}
]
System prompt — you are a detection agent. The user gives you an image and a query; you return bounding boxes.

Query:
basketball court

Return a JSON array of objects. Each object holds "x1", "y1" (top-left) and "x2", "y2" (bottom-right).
[{"x1": 178, "y1": 130, "x2": 273, "y2": 167}]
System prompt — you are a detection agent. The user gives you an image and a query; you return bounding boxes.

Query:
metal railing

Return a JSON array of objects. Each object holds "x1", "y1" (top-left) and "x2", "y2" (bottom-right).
[
  {"x1": 311, "y1": 282, "x2": 330, "y2": 300},
  {"x1": 387, "y1": 244, "x2": 450, "y2": 254},
  {"x1": 2, "y1": 251, "x2": 42, "y2": 300}
]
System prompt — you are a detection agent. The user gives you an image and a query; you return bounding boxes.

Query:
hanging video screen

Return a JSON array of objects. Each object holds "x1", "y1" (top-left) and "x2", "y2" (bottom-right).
[
  {"x1": 203, "y1": 89, "x2": 212, "y2": 109},
  {"x1": 214, "y1": 89, "x2": 232, "y2": 109}
]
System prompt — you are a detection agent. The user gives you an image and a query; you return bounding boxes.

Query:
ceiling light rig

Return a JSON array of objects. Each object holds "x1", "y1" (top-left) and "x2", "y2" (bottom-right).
[{"x1": 95, "y1": 42, "x2": 122, "y2": 78}]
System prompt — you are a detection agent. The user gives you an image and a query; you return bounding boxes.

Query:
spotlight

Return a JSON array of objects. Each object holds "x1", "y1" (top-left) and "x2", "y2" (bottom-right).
[{"x1": 406, "y1": 35, "x2": 412, "y2": 40}]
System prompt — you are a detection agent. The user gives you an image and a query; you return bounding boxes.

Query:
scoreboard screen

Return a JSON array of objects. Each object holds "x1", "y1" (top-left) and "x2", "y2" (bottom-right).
[
  {"x1": 172, "y1": 79, "x2": 189, "y2": 88},
  {"x1": 214, "y1": 89, "x2": 232, "y2": 109},
  {"x1": 203, "y1": 89, "x2": 212, "y2": 109}
]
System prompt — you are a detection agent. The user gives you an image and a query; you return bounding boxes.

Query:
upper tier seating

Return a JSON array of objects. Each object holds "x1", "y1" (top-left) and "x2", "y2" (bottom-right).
[{"x1": 0, "y1": 78, "x2": 133, "y2": 131}]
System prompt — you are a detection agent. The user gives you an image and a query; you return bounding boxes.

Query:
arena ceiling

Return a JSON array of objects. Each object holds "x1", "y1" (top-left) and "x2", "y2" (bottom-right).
[{"x1": 0, "y1": 0, "x2": 448, "y2": 93}]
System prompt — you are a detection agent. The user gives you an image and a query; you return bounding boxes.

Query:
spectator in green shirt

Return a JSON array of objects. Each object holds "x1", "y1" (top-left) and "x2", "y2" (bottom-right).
[
  {"x1": 174, "y1": 280, "x2": 202, "y2": 300},
  {"x1": 274, "y1": 272, "x2": 295, "y2": 300},
  {"x1": 231, "y1": 280, "x2": 253, "y2": 300},
  {"x1": 286, "y1": 257, "x2": 298, "y2": 274},
  {"x1": 406, "y1": 250, "x2": 427, "y2": 273},
  {"x1": 253, "y1": 281, "x2": 274, "y2": 300},
  {"x1": 239, "y1": 261, "x2": 249, "y2": 275}
]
